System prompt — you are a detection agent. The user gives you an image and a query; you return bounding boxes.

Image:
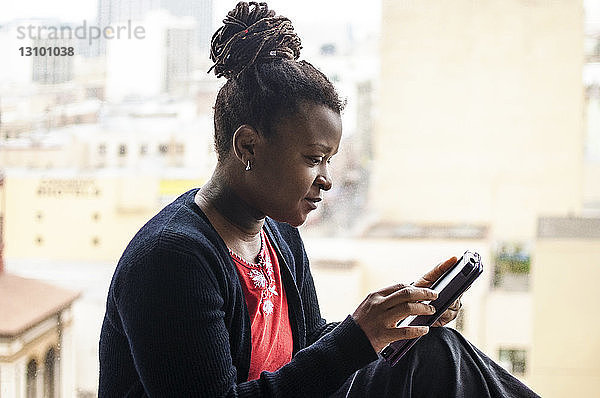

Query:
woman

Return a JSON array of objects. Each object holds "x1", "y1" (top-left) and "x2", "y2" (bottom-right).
[{"x1": 99, "y1": 2, "x2": 539, "y2": 397}]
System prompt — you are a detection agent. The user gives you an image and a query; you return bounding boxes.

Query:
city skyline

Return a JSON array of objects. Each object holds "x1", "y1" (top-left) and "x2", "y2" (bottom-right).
[{"x1": 1, "y1": 1, "x2": 598, "y2": 396}]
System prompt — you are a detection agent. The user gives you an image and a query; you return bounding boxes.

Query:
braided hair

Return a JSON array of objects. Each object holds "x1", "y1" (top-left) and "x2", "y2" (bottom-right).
[{"x1": 209, "y1": 1, "x2": 344, "y2": 161}]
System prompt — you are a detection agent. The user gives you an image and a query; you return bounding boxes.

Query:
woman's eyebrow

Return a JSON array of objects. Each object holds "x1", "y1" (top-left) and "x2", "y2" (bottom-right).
[{"x1": 307, "y1": 143, "x2": 333, "y2": 152}]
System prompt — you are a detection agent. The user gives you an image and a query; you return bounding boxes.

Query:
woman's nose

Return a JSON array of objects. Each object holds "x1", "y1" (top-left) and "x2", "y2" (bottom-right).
[{"x1": 315, "y1": 174, "x2": 332, "y2": 191}]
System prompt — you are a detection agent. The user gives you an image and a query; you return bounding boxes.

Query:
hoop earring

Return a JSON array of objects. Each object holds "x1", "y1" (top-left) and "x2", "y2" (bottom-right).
[{"x1": 245, "y1": 160, "x2": 251, "y2": 171}]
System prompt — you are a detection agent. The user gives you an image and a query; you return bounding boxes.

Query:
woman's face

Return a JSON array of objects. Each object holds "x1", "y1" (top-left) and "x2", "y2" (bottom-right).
[{"x1": 249, "y1": 102, "x2": 342, "y2": 227}]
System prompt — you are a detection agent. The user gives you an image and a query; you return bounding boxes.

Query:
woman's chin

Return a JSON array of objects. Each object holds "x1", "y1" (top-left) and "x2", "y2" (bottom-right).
[
  {"x1": 268, "y1": 211, "x2": 308, "y2": 228},
  {"x1": 287, "y1": 218, "x2": 306, "y2": 228}
]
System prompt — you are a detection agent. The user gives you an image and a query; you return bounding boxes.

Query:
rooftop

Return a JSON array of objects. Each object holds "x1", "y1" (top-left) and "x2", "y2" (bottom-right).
[
  {"x1": 537, "y1": 217, "x2": 600, "y2": 239},
  {"x1": 363, "y1": 222, "x2": 488, "y2": 240},
  {"x1": 0, "y1": 272, "x2": 80, "y2": 337}
]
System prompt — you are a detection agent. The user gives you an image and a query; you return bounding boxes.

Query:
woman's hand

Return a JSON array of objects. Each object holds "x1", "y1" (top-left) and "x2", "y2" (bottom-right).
[
  {"x1": 431, "y1": 295, "x2": 462, "y2": 327},
  {"x1": 413, "y1": 256, "x2": 462, "y2": 327},
  {"x1": 352, "y1": 283, "x2": 439, "y2": 353}
]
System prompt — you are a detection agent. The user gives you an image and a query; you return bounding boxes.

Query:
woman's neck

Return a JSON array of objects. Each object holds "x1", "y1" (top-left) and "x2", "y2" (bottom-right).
[{"x1": 195, "y1": 167, "x2": 265, "y2": 255}]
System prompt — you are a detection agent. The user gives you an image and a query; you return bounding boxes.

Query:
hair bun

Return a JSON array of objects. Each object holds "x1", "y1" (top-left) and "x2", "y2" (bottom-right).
[{"x1": 208, "y1": 1, "x2": 302, "y2": 79}]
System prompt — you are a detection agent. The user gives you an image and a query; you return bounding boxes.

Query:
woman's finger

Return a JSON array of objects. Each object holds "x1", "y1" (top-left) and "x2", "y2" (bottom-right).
[
  {"x1": 432, "y1": 297, "x2": 462, "y2": 327},
  {"x1": 385, "y1": 302, "x2": 436, "y2": 327},
  {"x1": 448, "y1": 296, "x2": 463, "y2": 311},
  {"x1": 374, "y1": 282, "x2": 411, "y2": 297},
  {"x1": 413, "y1": 256, "x2": 458, "y2": 288},
  {"x1": 382, "y1": 286, "x2": 438, "y2": 309},
  {"x1": 384, "y1": 326, "x2": 430, "y2": 342},
  {"x1": 432, "y1": 310, "x2": 456, "y2": 327}
]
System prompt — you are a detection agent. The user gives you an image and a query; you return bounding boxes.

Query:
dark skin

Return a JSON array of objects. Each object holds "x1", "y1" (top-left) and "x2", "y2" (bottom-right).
[{"x1": 196, "y1": 101, "x2": 461, "y2": 353}]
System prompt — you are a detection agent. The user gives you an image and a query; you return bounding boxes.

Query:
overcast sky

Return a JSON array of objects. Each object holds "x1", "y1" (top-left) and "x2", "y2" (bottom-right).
[
  {"x1": 0, "y1": 0, "x2": 598, "y2": 38},
  {"x1": 0, "y1": 0, "x2": 381, "y2": 33}
]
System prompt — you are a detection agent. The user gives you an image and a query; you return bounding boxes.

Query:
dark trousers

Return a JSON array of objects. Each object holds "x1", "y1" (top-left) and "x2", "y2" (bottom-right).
[{"x1": 332, "y1": 327, "x2": 540, "y2": 397}]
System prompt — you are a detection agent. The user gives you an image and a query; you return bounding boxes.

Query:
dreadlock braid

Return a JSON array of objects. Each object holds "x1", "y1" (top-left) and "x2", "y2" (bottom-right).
[
  {"x1": 210, "y1": 2, "x2": 344, "y2": 161},
  {"x1": 209, "y1": 2, "x2": 301, "y2": 79}
]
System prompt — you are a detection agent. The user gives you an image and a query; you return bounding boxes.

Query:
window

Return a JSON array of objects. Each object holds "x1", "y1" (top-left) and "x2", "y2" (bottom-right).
[
  {"x1": 92, "y1": 212, "x2": 101, "y2": 221},
  {"x1": 26, "y1": 359, "x2": 37, "y2": 398},
  {"x1": 159, "y1": 144, "x2": 169, "y2": 154},
  {"x1": 492, "y1": 243, "x2": 530, "y2": 291},
  {"x1": 118, "y1": 144, "x2": 127, "y2": 156},
  {"x1": 44, "y1": 348, "x2": 57, "y2": 398},
  {"x1": 140, "y1": 144, "x2": 148, "y2": 155},
  {"x1": 98, "y1": 144, "x2": 106, "y2": 155},
  {"x1": 86, "y1": 87, "x2": 100, "y2": 99},
  {"x1": 498, "y1": 349, "x2": 527, "y2": 376},
  {"x1": 35, "y1": 236, "x2": 44, "y2": 245},
  {"x1": 320, "y1": 43, "x2": 336, "y2": 55},
  {"x1": 36, "y1": 211, "x2": 43, "y2": 221},
  {"x1": 92, "y1": 236, "x2": 100, "y2": 246}
]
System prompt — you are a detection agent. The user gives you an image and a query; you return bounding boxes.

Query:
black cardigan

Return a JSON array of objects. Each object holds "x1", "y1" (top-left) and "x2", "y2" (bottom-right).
[{"x1": 99, "y1": 189, "x2": 378, "y2": 397}]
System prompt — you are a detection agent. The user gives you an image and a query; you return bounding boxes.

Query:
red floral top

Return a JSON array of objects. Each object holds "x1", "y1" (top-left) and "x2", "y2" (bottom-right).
[{"x1": 229, "y1": 229, "x2": 294, "y2": 381}]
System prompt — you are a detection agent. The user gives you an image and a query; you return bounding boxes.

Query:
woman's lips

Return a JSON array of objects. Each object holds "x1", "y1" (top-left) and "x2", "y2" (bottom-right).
[{"x1": 304, "y1": 197, "x2": 321, "y2": 210}]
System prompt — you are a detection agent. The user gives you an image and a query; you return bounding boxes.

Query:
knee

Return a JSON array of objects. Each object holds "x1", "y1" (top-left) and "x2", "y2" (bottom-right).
[
  {"x1": 422, "y1": 325, "x2": 461, "y2": 343},
  {"x1": 380, "y1": 327, "x2": 464, "y2": 394},
  {"x1": 407, "y1": 326, "x2": 463, "y2": 362}
]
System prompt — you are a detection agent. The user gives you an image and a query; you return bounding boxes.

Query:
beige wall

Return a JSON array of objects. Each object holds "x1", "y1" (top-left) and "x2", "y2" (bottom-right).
[
  {"x1": 373, "y1": 0, "x2": 584, "y2": 240},
  {"x1": 530, "y1": 238, "x2": 600, "y2": 397},
  {"x1": 3, "y1": 173, "x2": 207, "y2": 262},
  {"x1": 4, "y1": 174, "x2": 162, "y2": 262},
  {"x1": 583, "y1": 162, "x2": 600, "y2": 209},
  {"x1": 483, "y1": 290, "x2": 533, "y2": 383}
]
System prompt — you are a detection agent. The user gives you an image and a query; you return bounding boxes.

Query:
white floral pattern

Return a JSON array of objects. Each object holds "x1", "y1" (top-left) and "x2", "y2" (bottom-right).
[
  {"x1": 230, "y1": 231, "x2": 279, "y2": 316},
  {"x1": 262, "y1": 300, "x2": 274, "y2": 314},
  {"x1": 248, "y1": 269, "x2": 268, "y2": 289},
  {"x1": 249, "y1": 251, "x2": 278, "y2": 315}
]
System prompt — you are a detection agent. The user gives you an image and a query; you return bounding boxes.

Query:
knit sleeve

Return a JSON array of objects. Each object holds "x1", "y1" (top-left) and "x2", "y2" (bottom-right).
[
  {"x1": 283, "y1": 227, "x2": 340, "y2": 345},
  {"x1": 114, "y1": 246, "x2": 237, "y2": 396},
  {"x1": 300, "y1": 250, "x2": 341, "y2": 345},
  {"x1": 113, "y1": 241, "x2": 376, "y2": 397}
]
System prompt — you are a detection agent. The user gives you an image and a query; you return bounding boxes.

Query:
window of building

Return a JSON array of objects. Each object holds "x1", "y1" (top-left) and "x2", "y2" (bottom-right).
[
  {"x1": 92, "y1": 212, "x2": 101, "y2": 221},
  {"x1": 92, "y1": 236, "x2": 100, "y2": 246},
  {"x1": 98, "y1": 144, "x2": 106, "y2": 155},
  {"x1": 86, "y1": 87, "x2": 100, "y2": 99},
  {"x1": 36, "y1": 211, "x2": 43, "y2": 222},
  {"x1": 118, "y1": 144, "x2": 127, "y2": 156},
  {"x1": 320, "y1": 43, "x2": 336, "y2": 55},
  {"x1": 492, "y1": 242, "x2": 530, "y2": 291},
  {"x1": 26, "y1": 359, "x2": 37, "y2": 398},
  {"x1": 159, "y1": 144, "x2": 169, "y2": 154},
  {"x1": 498, "y1": 348, "x2": 527, "y2": 376},
  {"x1": 140, "y1": 144, "x2": 148, "y2": 155},
  {"x1": 44, "y1": 347, "x2": 57, "y2": 398},
  {"x1": 35, "y1": 236, "x2": 44, "y2": 245}
]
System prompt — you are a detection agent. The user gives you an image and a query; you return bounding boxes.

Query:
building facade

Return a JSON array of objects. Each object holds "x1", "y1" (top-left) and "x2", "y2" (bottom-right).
[
  {"x1": 0, "y1": 273, "x2": 79, "y2": 398},
  {"x1": 364, "y1": 0, "x2": 586, "y2": 386},
  {"x1": 529, "y1": 217, "x2": 600, "y2": 397}
]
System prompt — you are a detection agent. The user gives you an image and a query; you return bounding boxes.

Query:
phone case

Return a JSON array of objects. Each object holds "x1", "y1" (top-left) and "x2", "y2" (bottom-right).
[{"x1": 379, "y1": 251, "x2": 483, "y2": 367}]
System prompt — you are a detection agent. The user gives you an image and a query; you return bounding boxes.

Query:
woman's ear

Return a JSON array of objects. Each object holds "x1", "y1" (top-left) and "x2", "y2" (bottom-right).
[{"x1": 232, "y1": 124, "x2": 259, "y2": 166}]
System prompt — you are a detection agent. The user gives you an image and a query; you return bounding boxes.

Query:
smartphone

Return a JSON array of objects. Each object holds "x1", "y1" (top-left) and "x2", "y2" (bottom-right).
[{"x1": 379, "y1": 251, "x2": 483, "y2": 367}]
